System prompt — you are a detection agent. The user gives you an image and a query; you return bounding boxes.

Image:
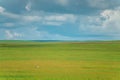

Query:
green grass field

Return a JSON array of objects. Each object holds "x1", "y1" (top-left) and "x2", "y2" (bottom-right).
[{"x1": 0, "y1": 41, "x2": 120, "y2": 80}]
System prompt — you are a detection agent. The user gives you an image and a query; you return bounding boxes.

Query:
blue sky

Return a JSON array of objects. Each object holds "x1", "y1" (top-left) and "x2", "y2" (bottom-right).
[{"x1": 0, "y1": 0, "x2": 120, "y2": 40}]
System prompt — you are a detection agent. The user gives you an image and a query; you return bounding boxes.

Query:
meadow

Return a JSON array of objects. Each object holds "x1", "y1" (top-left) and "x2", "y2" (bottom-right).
[{"x1": 0, "y1": 41, "x2": 120, "y2": 80}]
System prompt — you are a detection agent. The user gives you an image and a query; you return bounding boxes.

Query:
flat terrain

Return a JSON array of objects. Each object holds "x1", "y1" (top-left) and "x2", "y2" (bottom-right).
[{"x1": 0, "y1": 41, "x2": 120, "y2": 80}]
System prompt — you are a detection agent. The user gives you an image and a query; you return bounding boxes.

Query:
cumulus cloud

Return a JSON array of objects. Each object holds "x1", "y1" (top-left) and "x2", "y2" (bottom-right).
[
  {"x1": 80, "y1": 7, "x2": 120, "y2": 37},
  {"x1": 25, "y1": 1, "x2": 32, "y2": 11},
  {"x1": 0, "y1": 6, "x2": 5, "y2": 13},
  {"x1": 100, "y1": 7, "x2": 120, "y2": 34},
  {"x1": 5, "y1": 30, "x2": 13, "y2": 39},
  {"x1": 5, "y1": 30, "x2": 23, "y2": 40}
]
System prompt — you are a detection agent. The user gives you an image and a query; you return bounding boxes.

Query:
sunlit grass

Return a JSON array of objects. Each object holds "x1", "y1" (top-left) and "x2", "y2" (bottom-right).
[{"x1": 0, "y1": 41, "x2": 120, "y2": 80}]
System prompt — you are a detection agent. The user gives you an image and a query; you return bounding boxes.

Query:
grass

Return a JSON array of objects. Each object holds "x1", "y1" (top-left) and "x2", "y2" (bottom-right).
[{"x1": 0, "y1": 41, "x2": 120, "y2": 80}]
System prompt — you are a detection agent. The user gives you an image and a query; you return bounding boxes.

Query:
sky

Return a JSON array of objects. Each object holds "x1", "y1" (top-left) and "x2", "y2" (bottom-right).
[{"x1": 0, "y1": 0, "x2": 120, "y2": 40}]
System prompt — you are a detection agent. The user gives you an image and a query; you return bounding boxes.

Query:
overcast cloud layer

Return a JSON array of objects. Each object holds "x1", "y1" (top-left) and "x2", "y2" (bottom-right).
[{"x1": 0, "y1": 0, "x2": 120, "y2": 40}]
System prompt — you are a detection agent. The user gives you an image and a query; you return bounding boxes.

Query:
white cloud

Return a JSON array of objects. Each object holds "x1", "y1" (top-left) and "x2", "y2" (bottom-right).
[
  {"x1": 45, "y1": 14, "x2": 76, "y2": 22},
  {"x1": 45, "y1": 15, "x2": 67, "y2": 21},
  {"x1": 44, "y1": 14, "x2": 76, "y2": 26},
  {"x1": 25, "y1": 1, "x2": 32, "y2": 11},
  {"x1": 0, "y1": 6, "x2": 19, "y2": 19},
  {"x1": 23, "y1": 16, "x2": 42, "y2": 22},
  {"x1": 5, "y1": 30, "x2": 14, "y2": 40},
  {"x1": 100, "y1": 8, "x2": 120, "y2": 33},
  {"x1": 43, "y1": 21, "x2": 62, "y2": 26},
  {"x1": 1, "y1": 8, "x2": 76, "y2": 26},
  {"x1": 14, "y1": 32, "x2": 23, "y2": 37},
  {"x1": 1, "y1": 11, "x2": 42, "y2": 22},
  {"x1": 2, "y1": 12, "x2": 20, "y2": 19},
  {"x1": 80, "y1": 7, "x2": 120, "y2": 37},
  {"x1": 5, "y1": 30, "x2": 23, "y2": 40},
  {"x1": 0, "y1": 6, "x2": 5, "y2": 13}
]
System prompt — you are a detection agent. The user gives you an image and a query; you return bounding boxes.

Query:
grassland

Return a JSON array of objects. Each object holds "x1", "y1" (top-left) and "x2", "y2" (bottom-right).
[{"x1": 0, "y1": 41, "x2": 120, "y2": 80}]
